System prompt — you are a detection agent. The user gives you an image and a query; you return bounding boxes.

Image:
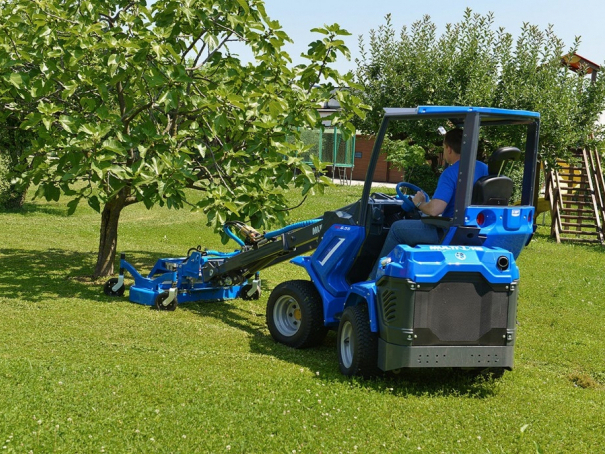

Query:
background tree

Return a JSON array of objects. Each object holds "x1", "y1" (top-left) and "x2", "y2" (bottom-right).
[
  {"x1": 0, "y1": 0, "x2": 365, "y2": 278},
  {"x1": 354, "y1": 9, "x2": 605, "y2": 175},
  {"x1": 0, "y1": 118, "x2": 30, "y2": 209}
]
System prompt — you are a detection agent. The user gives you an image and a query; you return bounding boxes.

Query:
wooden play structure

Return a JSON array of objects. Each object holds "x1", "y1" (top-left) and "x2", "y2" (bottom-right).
[
  {"x1": 544, "y1": 53, "x2": 605, "y2": 245},
  {"x1": 545, "y1": 147, "x2": 605, "y2": 244}
]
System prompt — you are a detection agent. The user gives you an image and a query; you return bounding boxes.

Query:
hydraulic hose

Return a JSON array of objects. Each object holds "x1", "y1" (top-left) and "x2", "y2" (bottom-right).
[
  {"x1": 204, "y1": 250, "x2": 240, "y2": 258},
  {"x1": 223, "y1": 218, "x2": 321, "y2": 247},
  {"x1": 264, "y1": 218, "x2": 321, "y2": 239},
  {"x1": 223, "y1": 224, "x2": 246, "y2": 247}
]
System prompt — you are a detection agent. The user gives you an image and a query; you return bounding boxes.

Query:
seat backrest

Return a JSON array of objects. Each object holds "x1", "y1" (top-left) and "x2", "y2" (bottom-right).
[
  {"x1": 471, "y1": 175, "x2": 514, "y2": 206},
  {"x1": 488, "y1": 146, "x2": 522, "y2": 175},
  {"x1": 471, "y1": 146, "x2": 521, "y2": 206}
]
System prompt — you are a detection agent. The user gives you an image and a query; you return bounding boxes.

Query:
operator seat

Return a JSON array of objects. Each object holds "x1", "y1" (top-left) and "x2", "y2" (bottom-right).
[
  {"x1": 471, "y1": 176, "x2": 514, "y2": 205},
  {"x1": 471, "y1": 146, "x2": 521, "y2": 206}
]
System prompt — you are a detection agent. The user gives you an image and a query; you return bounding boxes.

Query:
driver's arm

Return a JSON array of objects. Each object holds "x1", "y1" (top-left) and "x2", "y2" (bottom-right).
[{"x1": 412, "y1": 192, "x2": 447, "y2": 217}]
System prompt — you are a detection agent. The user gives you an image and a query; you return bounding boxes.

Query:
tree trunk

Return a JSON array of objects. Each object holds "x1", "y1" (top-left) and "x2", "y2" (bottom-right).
[
  {"x1": 94, "y1": 194, "x2": 127, "y2": 278},
  {"x1": 1, "y1": 184, "x2": 28, "y2": 209}
]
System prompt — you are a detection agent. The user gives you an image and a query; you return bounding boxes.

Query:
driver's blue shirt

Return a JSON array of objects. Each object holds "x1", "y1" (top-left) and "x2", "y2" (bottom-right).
[{"x1": 433, "y1": 160, "x2": 489, "y2": 218}]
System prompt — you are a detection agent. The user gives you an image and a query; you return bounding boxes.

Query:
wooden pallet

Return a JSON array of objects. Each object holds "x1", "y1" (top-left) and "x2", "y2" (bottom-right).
[{"x1": 545, "y1": 148, "x2": 605, "y2": 245}]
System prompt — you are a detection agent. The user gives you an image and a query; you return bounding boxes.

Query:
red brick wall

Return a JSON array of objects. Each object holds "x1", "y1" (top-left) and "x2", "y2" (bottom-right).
[{"x1": 353, "y1": 135, "x2": 403, "y2": 183}]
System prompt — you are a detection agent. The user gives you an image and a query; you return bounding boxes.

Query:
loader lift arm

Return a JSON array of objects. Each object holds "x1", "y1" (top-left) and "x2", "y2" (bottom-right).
[{"x1": 202, "y1": 203, "x2": 359, "y2": 286}]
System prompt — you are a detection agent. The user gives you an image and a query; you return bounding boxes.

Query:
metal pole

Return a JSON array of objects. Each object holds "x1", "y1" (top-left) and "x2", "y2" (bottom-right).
[
  {"x1": 359, "y1": 117, "x2": 390, "y2": 224},
  {"x1": 452, "y1": 112, "x2": 480, "y2": 226},
  {"x1": 333, "y1": 126, "x2": 338, "y2": 183}
]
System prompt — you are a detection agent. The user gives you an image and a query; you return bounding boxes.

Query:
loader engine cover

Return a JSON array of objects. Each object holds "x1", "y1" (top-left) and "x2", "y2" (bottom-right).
[{"x1": 374, "y1": 245, "x2": 518, "y2": 371}]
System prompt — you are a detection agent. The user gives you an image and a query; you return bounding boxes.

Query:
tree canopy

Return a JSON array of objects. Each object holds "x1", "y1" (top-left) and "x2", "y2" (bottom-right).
[
  {"x1": 354, "y1": 9, "x2": 605, "y2": 165},
  {"x1": 0, "y1": 0, "x2": 365, "y2": 277}
]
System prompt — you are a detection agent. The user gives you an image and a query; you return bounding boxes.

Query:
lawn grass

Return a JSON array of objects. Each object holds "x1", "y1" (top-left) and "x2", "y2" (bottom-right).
[{"x1": 1, "y1": 184, "x2": 604, "y2": 453}]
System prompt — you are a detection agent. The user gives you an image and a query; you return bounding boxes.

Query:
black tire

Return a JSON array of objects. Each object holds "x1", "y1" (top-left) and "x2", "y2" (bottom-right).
[
  {"x1": 154, "y1": 292, "x2": 177, "y2": 311},
  {"x1": 240, "y1": 283, "x2": 261, "y2": 300},
  {"x1": 103, "y1": 278, "x2": 125, "y2": 297},
  {"x1": 266, "y1": 280, "x2": 328, "y2": 349},
  {"x1": 337, "y1": 304, "x2": 379, "y2": 377}
]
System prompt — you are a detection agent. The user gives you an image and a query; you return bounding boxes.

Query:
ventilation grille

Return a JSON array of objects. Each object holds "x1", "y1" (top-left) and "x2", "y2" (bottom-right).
[
  {"x1": 413, "y1": 274, "x2": 509, "y2": 344},
  {"x1": 381, "y1": 289, "x2": 398, "y2": 323}
]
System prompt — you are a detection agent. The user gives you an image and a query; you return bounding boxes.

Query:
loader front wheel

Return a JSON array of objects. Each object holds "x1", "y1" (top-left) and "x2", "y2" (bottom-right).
[
  {"x1": 337, "y1": 304, "x2": 379, "y2": 377},
  {"x1": 266, "y1": 280, "x2": 327, "y2": 349},
  {"x1": 103, "y1": 278, "x2": 125, "y2": 297}
]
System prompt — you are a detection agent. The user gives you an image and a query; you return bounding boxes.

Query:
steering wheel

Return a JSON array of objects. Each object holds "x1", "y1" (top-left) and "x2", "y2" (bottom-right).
[{"x1": 396, "y1": 182, "x2": 430, "y2": 213}]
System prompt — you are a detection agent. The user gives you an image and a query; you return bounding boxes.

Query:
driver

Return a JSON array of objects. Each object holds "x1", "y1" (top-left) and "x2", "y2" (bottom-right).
[{"x1": 369, "y1": 128, "x2": 489, "y2": 279}]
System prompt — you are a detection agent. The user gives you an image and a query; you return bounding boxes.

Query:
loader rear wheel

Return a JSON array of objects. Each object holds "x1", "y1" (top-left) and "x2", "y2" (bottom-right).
[
  {"x1": 155, "y1": 292, "x2": 177, "y2": 311},
  {"x1": 266, "y1": 280, "x2": 327, "y2": 349},
  {"x1": 103, "y1": 278, "x2": 125, "y2": 297},
  {"x1": 337, "y1": 305, "x2": 379, "y2": 378}
]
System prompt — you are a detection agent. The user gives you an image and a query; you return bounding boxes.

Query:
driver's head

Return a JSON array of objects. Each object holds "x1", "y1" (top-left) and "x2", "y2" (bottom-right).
[{"x1": 443, "y1": 128, "x2": 463, "y2": 155}]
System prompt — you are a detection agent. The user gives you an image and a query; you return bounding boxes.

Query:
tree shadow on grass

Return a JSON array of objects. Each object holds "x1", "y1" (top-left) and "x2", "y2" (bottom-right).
[
  {"x1": 182, "y1": 300, "x2": 502, "y2": 398},
  {"x1": 0, "y1": 248, "x2": 173, "y2": 302},
  {"x1": 530, "y1": 229, "x2": 605, "y2": 254},
  {"x1": 1, "y1": 201, "x2": 71, "y2": 217},
  {"x1": 0, "y1": 247, "x2": 503, "y2": 397}
]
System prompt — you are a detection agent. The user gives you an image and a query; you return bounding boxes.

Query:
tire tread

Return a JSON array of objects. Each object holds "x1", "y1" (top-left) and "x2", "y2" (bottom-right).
[{"x1": 266, "y1": 280, "x2": 328, "y2": 349}]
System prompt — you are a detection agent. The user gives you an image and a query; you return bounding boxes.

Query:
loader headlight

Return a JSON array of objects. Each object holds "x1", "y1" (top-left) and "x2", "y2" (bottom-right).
[{"x1": 379, "y1": 257, "x2": 391, "y2": 268}]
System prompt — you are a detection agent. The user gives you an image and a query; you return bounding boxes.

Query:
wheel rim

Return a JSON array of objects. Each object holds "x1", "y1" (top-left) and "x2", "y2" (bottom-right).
[
  {"x1": 104, "y1": 278, "x2": 117, "y2": 295},
  {"x1": 156, "y1": 293, "x2": 176, "y2": 311},
  {"x1": 273, "y1": 295, "x2": 302, "y2": 337},
  {"x1": 340, "y1": 320, "x2": 354, "y2": 369}
]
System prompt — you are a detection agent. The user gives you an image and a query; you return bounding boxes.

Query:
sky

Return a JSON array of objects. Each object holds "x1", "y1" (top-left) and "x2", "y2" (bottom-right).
[{"x1": 248, "y1": 0, "x2": 605, "y2": 73}]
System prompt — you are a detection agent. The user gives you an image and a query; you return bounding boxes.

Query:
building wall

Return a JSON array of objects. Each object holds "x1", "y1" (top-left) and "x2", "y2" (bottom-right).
[{"x1": 353, "y1": 135, "x2": 403, "y2": 183}]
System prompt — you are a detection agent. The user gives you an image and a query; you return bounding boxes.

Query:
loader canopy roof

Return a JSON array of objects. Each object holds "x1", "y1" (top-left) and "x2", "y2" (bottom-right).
[{"x1": 383, "y1": 106, "x2": 540, "y2": 125}]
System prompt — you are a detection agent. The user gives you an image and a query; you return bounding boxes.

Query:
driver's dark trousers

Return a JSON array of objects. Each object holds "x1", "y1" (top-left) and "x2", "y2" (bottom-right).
[{"x1": 369, "y1": 220, "x2": 440, "y2": 279}]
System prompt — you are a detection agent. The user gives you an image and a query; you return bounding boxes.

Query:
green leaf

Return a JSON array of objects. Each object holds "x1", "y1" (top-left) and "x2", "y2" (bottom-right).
[
  {"x1": 102, "y1": 139, "x2": 126, "y2": 155},
  {"x1": 61, "y1": 82, "x2": 78, "y2": 99},
  {"x1": 79, "y1": 124, "x2": 96, "y2": 135},
  {"x1": 222, "y1": 202, "x2": 239, "y2": 214},
  {"x1": 8, "y1": 73, "x2": 27, "y2": 89},
  {"x1": 67, "y1": 198, "x2": 80, "y2": 215},
  {"x1": 88, "y1": 196, "x2": 100, "y2": 213},
  {"x1": 236, "y1": 0, "x2": 250, "y2": 14},
  {"x1": 42, "y1": 183, "x2": 60, "y2": 202},
  {"x1": 42, "y1": 116, "x2": 53, "y2": 130},
  {"x1": 58, "y1": 115, "x2": 77, "y2": 133},
  {"x1": 21, "y1": 113, "x2": 42, "y2": 130},
  {"x1": 90, "y1": 162, "x2": 103, "y2": 179},
  {"x1": 108, "y1": 165, "x2": 128, "y2": 179}
]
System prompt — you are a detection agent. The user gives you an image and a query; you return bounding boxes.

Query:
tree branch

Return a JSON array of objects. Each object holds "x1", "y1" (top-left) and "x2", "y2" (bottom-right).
[
  {"x1": 187, "y1": 32, "x2": 233, "y2": 71},
  {"x1": 122, "y1": 102, "x2": 153, "y2": 127},
  {"x1": 124, "y1": 196, "x2": 138, "y2": 206},
  {"x1": 181, "y1": 30, "x2": 206, "y2": 64},
  {"x1": 116, "y1": 81, "x2": 127, "y2": 120}
]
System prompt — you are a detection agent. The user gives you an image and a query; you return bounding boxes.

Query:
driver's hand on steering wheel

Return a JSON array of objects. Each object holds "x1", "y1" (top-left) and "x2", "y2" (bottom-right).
[{"x1": 412, "y1": 191, "x2": 427, "y2": 208}]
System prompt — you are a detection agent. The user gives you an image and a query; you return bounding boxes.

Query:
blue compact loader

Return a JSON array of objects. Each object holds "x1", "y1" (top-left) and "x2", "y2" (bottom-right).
[{"x1": 105, "y1": 106, "x2": 540, "y2": 378}]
